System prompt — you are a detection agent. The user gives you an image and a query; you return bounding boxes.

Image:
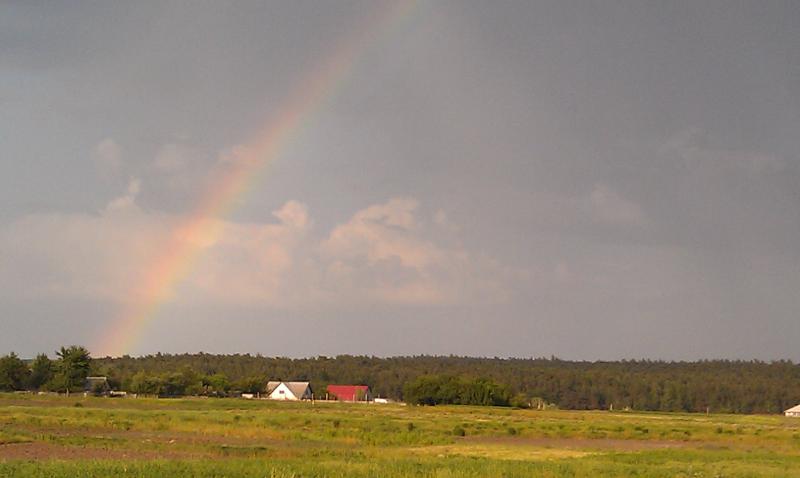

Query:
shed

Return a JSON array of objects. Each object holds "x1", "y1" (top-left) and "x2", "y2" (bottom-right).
[{"x1": 327, "y1": 385, "x2": 372, "y2": 402}]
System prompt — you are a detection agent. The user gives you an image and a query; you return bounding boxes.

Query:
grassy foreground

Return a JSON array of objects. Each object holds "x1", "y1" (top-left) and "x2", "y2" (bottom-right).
[{"x1": 1, "y1": 393, "x2": 800, "y2": 477}]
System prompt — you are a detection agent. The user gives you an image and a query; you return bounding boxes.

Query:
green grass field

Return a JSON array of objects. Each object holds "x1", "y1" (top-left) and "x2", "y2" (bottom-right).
[{"x1": 1, "y1": 393, "x2": 800, "y2": 477}]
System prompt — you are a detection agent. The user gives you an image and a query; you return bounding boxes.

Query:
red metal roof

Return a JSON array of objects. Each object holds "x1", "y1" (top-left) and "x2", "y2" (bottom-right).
[{"x1": 327, "y1": 384, "x2": 370, "y2": 401}]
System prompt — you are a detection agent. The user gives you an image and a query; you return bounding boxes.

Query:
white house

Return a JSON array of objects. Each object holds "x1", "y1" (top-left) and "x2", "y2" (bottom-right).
[
  {"x1": 266, "y1": 381, "x2": 313, "y2": 401},
  {"x1": 785, "y1": 404, "x2": 800, "y2": 417}
]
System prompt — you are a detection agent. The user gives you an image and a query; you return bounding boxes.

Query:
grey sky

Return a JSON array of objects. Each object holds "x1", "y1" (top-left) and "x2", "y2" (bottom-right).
[{"x1": 1, "y1": 1, "x2": 799, "y2": 359}]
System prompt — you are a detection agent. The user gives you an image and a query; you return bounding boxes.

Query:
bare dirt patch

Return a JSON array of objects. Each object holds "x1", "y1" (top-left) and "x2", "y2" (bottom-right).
[{"x1": 0, "y1": 442, "x2": 197, "y2": 461}]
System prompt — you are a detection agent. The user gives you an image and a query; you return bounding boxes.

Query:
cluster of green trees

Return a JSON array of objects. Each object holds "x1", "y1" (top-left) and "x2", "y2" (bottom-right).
[
  {"x1": 4, "y1": 349, "x2": 800, "y2": 413},
  {"x1": 128, "y1": 369, "x2": 232, "y2": 397},
  {"x1": 0, "y1": 346, "x2": 91, "y2": 393},
  {"x1": 403, "y1": 375, "x2": 515, "y2": 406}
]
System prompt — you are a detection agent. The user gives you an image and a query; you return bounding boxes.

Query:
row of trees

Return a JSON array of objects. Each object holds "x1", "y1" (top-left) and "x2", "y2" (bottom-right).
[
  {"x1": 4, "y1": 350, "x2": 800, "y2": 413},
  {"x1": 92, "y1": 353, "x2": 800, "y2": 413},
  {"x1": 403, "y1": 375, "x2": 516, "y2": 406},
  {"x1": 128, "y1": 369, "x2": 234, "y2": 397},
  {"x1": 0, "y1": 346, "x2": 91, "y2": 393}
]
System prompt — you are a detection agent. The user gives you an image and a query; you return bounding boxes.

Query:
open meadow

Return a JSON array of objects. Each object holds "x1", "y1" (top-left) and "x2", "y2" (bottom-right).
[{"x1": 1, "y1": 394, "x2": 800, "y2": 477}]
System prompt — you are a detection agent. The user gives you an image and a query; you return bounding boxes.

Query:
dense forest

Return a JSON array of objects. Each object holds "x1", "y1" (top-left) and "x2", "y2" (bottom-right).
[{"x1": 2, "y1": 351, "x2": 800, "y2": 414}]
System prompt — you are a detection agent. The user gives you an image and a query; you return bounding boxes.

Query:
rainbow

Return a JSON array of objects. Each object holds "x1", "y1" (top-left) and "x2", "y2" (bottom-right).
[{"x1": 95, "y1": 0, "x2": 417, "y2": 357}]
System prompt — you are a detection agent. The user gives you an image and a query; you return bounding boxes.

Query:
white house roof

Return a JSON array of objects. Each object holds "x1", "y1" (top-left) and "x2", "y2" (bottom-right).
[
  {"x1": 284, "y1": 381, "x2": 311, "y2": 397},
  {"x1": 266, "y1": 381, "x2": 281, "y2": 393},
  {"x1": 266, "y1": 381, "x2": 311, "y2": 398},
  {"x1": 785, "y1": 404, "x2": 800, "y2": 413}
]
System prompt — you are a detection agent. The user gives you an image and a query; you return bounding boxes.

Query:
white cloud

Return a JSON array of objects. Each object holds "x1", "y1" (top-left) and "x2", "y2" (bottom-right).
[
  {"x1": 0, "y1": 191, "x2": 513, "y2": 309},
  {"x1": 322, "y1": 198, "x2": 432, "y2": 269},
  {"x1": 317, "y1": 198, "x2": 509, "y2": 305},
  {"x1": 272, "y1": 200, "x2": 310, "y2": 229}
]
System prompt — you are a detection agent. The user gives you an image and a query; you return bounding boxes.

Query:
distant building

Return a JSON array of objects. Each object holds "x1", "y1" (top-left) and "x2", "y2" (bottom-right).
[
  {"x1": 266, "y1": 381, "x2": 313, "y2": 401},
  {"x1": 785, "y1": 404, "x2": 800, "y2": 417},
  {"x1": 326, "y1": 385, "x2": 372, "y2": 402}
]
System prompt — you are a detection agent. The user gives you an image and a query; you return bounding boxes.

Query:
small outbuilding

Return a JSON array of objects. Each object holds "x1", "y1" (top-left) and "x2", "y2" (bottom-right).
[
  {"x1": 326, "y1": 385, "x2": 372, "y2": 402},
  {"x1": 266, "y1": 381, "x2": 313, "y2": 401},
  {"x1": 785, "y1": 404, "x2": 800, "y2": 417}
]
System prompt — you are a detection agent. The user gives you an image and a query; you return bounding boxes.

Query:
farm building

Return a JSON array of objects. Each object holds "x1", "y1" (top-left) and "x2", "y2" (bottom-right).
[
  {"x1": 266, "y1": 381, "x2": 313, "y2": 401},
  {"x1": 785, "y1": 404, "x2": 800, "y2": 417},
  {"x1": 327, "y1": 385, "x2": 372, "y2": 402}
]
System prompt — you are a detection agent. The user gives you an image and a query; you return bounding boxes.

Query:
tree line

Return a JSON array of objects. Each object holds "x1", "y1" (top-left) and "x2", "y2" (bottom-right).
[
  {"x1": 2, "y1": 349, "x2": 800, "y2": 413},
  {"x1": 0, "y1": 346, "x2": 91, "y2": 394}
]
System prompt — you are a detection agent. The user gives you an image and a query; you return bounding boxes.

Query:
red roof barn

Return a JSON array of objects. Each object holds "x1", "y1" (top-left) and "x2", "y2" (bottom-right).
[{"x1": 326, "y1": 385, "x2": 373, "y2": 402}]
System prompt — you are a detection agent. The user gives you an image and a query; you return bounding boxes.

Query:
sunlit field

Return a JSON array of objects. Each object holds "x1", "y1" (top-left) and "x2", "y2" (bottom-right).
[{"x1": 1, "y1": 393, "x2": 800, "y2": 477}]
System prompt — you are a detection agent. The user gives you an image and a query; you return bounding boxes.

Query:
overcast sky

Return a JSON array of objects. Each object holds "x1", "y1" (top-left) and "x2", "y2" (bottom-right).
[{"x1": 2, "y1": 1, "x2": 799, "y2": 360}]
